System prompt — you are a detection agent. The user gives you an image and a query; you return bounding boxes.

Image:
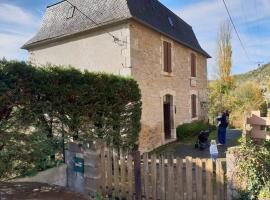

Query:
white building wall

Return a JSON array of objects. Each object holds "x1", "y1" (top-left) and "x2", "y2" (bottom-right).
[{"x1": 28, "y1": 23, "x2": 131, "y2": 76}]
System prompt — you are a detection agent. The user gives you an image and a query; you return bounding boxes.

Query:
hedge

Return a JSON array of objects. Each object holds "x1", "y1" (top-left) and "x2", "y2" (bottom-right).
[
  {"x1": 176, "y1": 121, "x2": 216, "y2": 140},
  {"x1": 0, "y1": 60, "x2": 141, "y2": 179}
]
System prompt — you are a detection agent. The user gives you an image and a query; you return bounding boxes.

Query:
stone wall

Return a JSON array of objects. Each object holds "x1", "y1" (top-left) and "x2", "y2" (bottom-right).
[
  {"x1": 129, "y1": 20, "x2": 208, "y2": 152},
  {"x1": 13, "y1": 164, "x2": 67, "y2": 187}
]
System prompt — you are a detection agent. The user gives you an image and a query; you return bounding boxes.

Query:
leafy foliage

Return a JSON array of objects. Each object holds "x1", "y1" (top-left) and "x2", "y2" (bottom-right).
[
  {"x1": 217, "y1": 21, "x2": 233, "y2": 84},
  {"x1": 0, "y1": 60, "x2": 141, "y2": 180},
  {"x1": 235, "y1": 139, "x2": 270, "y2": 199},
  {"x1": 208, "y1": 81, "x2": 264, "y2": 128},
  {"x1": 176, "y1": 121, "x2": 215, "y2": 140}
]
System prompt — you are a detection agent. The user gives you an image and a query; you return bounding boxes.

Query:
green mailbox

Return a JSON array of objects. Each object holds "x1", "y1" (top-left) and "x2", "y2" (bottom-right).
[{"x1": 74, "y1": 157, "x2": 84, "y2": 174}]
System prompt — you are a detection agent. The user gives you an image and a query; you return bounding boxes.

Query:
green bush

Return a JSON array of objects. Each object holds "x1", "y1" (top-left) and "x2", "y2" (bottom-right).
[
  {"x1": 176, "y1": 121, "x2": 213, "y2": 140},
  {"x1": 0, "y1": 60, "x2": 141, "y2": 180},
  {"x1": 260, "y1": 101, "x2": 268, "y2": 117},
  {"x1": 235, "y1": 139, "x2": 270, "y2": 199},
  {"x1": 258, "y1": 181, "x2": 270, "y2": 200}
]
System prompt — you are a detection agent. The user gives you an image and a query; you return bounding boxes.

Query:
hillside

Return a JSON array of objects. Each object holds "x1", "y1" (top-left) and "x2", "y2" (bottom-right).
[{"x1": 234, "y1": 63, "x2": 270, "y2": 89}]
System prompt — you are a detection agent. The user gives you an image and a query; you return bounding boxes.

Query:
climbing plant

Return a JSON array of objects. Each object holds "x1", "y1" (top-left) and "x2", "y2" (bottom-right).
[{"x1": 0, "y1": 60, "x2": 141, "y2": 180}]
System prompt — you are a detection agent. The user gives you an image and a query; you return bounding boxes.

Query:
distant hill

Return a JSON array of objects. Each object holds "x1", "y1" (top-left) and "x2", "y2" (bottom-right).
[{"x1": 234, "y1": 63, "x2": 270, "y2": 90}]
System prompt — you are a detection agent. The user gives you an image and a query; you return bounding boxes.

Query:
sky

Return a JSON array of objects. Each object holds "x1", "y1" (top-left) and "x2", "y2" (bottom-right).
[{"x1": 0, "y1": 0, "x2": 269, "y2": 77}]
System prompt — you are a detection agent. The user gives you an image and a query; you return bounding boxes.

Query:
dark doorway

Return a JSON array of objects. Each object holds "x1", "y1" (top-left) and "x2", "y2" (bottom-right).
[{"x1": 163, "y1": 95, "x2": 173, "y2": 140}]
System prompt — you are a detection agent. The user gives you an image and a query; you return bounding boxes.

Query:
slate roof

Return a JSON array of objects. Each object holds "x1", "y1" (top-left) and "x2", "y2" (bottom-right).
[{"x1": 22, "y1": 0, "x2": 210, "y2": 58}]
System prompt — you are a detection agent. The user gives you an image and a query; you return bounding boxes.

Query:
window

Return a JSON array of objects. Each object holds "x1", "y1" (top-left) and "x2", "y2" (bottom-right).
[
  {"x1": 168, "y1": 17, "x2": 174, "y2": 27},
  {"x1": 191, "y1": 94, "x2": 197, "y2": 118},
  {"x1": 163, "y1": 41, "x2": 172, "y2": 73},
  {"x1": 191, "y1": 53, "x2": 196, "y2": 77},
  {"x1": 67, "y1": 6, "x2": 75, "y2": 19}
]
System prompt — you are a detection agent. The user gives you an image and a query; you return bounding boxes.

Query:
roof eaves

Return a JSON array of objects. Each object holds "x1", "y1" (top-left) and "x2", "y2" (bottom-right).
[{"x1": 21, "y1": 18, "x2": 131, "y2": 50}]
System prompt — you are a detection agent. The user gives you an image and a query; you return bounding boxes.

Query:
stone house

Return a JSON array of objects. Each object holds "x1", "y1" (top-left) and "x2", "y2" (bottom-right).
[{"x1": 23, "y1": 0, "x2": 210, "y2": 152}]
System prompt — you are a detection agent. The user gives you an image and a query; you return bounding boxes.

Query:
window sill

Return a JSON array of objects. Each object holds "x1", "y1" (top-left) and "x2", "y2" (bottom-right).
[
  {"x1": 161, "y1": 71, "x2": 175, "y2": 77},
  {"x1": 191, "y1": 116, "x2": 198, "y2": 121}
]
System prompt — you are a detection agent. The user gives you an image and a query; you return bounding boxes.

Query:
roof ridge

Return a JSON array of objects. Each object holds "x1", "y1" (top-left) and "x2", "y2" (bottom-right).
[{"x1": 23, "y1": 0, "x2": 210, "y2": 58}]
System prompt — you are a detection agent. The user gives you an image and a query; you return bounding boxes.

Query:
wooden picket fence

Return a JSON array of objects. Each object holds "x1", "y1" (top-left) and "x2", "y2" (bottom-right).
[{"x1": 99, "y1": 147, "x2": 227, "y2": 200}]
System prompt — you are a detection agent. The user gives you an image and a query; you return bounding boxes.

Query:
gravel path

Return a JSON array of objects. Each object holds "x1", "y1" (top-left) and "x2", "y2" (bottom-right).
[
  {"x1": 0, "y1": 182, "x2": 89, "y2": 200},
  {"x1": 161, "y1": 129, "x2": 242, "y2": 158}
]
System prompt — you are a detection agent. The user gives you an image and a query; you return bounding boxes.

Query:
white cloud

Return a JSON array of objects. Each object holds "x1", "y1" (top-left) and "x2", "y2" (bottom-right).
[
  {"x1": 173, "y1": 0, "x2": 270, "y2": 77},
  {"x1": 0, "y1": 3, "x2": 39, "y2": 27},
  {"x1": 0, "y1": 33, "x2": 30, "y2": 60},
  {"x1": 0, "y1": 3, "x2": 40, "y2": 60}
]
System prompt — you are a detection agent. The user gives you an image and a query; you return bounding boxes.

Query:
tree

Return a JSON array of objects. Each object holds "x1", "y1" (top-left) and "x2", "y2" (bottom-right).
[
  {"x1": 208, "y1": 21, "x2": 233, "y2": 120},
  {"x1": 229, "y1": 82, "x2": 264, "y2": 127},
  {"x1": 217, "y1": 21, "x2": 233, "y2": 85}
]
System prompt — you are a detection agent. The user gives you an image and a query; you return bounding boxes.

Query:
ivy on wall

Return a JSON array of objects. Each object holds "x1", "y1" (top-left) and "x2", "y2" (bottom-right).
[{"x1": 0, "y1": 60, "x2": 141, "y2": 180}]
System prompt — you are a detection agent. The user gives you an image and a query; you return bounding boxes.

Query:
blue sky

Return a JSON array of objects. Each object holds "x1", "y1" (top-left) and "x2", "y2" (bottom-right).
[{"x1": 0, "y1": 0, "x2": 269, "y2": 77}]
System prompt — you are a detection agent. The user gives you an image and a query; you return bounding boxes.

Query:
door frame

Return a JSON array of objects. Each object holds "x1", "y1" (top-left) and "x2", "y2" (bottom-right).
[{"x1": 160, "y1": 89, "x2": 176, "y2": 143}]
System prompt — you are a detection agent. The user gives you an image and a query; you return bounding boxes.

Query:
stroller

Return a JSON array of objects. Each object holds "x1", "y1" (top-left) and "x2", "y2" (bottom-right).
[{"x1": 195, "y1": 130, "x2": 210, "y2": 150}]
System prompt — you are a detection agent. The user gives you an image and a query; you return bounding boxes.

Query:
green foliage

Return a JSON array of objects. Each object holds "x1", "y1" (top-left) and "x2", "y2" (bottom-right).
[
  {"x1": 208, "y1": 80, "x2": 264, "y2": 128},
  {"x1": 0, "y1": 60, "x2": 141, "y2": 180},
  {"x1": 258, "y1": 181, "x2": 270, "y2": 199},
  {"x1": 91, "y1": 193, "x2": 109, "y2": 200},
  {"x1": 235, "y1": 139, "x2": 270, "y2": 199},
  {"x1": 176, "y1": 121, "x2": 214, "y2": 140},
  {"x1": 260, "y1": 101, "x2": 268, "y2": 117},
  {"x1": 0, "y1": 131, "x2": 62, "y2": 180}
]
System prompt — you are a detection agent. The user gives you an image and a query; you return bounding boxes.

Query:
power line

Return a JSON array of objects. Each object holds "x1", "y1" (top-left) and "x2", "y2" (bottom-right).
[
  {"x1": 222, "y1": 0, "x2": 254, "y2": 64},
  {"x1": 65, "y1": 0, "x2": 126, "y2": 46}
]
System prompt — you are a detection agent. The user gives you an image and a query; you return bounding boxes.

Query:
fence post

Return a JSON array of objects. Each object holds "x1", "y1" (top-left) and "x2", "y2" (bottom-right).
[
  {"x1": 133, "y1": 150, "x2": 142, "y2": 200},
  {"x1": 84, "y1": 141, "x2": 103, "y2": 198},
  {"x1": 65, "y1": 143, "x2": 85, "y2": 193},
  {"x1": 186, "y1": 156, "x2": 193, "y2": 200},
  {"x1": 206, "y1": 159, "x2": 214, "y2": 200},
  {"x1": 227, "y1": 148, "x2": 240, "y2": 200}
]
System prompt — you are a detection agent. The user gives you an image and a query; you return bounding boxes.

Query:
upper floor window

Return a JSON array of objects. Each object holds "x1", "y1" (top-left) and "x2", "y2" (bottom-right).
[
  {"x1": 163, "y1": 41, "x2": 172, "y2": 73},
  {"x1": 67, "y1": 6, "x2": 75, "y2": 19},
  {"x1": 191, "y1": 53, "x2": 196, "y2": 77},
  {"x1": 191, "y1": 94, "x2": 197, "y2": 118}
]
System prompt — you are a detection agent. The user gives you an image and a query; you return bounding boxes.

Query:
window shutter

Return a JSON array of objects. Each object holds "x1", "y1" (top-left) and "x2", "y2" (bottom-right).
[
  {"x1": 191, "y1": 94, "x2": 197, "y2": 118},
  {"x1": 163, "y1": 41, "x2": 168, "y2": 72},
  {"x1": 167, "y1": 42, "x2": 172, "y2": 73},
  {"x1": 191, "y1": 53, "x2": 196, "y2": 77},
  {"x1": 163, "y1": 41, "x2": 172, "y2": 73}
]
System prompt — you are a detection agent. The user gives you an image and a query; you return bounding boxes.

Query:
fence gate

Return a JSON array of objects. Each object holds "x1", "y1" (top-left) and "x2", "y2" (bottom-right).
[{"x1": 99, "y1": 146, "x2": 227, "y2": 200}]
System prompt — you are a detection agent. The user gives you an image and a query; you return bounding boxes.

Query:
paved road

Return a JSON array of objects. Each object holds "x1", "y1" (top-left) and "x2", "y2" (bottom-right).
[
  {"x1": 161, "y1": 129, "x2": 242, "y2": 159},
  {"x1": 0, "y1": 182, "x2": 89, "y2": 200}
]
